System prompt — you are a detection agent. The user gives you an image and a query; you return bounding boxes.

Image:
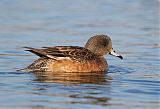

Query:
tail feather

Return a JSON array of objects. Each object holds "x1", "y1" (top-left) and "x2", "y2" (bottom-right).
[
  {"x1": 24, "y1": 47, "x2": 46, "y2": 57},
  {"x1": 17, "y1": 68, "x2": 34, "y2": 72}
]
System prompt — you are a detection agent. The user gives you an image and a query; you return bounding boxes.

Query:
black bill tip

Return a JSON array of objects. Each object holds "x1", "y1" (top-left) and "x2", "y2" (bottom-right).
[{"x1": 117, "y1": 55, "x2": 123, "y2": 59}]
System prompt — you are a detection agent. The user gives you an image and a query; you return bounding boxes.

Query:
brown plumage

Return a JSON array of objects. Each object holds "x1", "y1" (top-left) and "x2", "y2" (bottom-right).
[{"x1": 20, "y1": 35, "x2": 123, "y2": 72}]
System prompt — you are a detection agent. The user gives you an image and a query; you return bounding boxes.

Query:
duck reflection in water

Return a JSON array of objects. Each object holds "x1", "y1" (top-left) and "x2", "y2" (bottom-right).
[
  {"x1": 33, "y1": 71, "x2": 112, "y2": 106},
  {"x1": 33, "y1": 71, "x2": 112, "y2": 84}
]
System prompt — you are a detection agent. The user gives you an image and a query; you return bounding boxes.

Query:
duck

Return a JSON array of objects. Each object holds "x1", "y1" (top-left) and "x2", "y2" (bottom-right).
[{"x1": 20, "y1": 35, "x2": 123, "y2": 72}]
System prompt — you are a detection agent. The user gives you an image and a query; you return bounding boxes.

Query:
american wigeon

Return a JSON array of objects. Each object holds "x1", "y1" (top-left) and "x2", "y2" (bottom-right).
[{"x1": 20, "y1": 35, "x2": 123, "y2": 72}]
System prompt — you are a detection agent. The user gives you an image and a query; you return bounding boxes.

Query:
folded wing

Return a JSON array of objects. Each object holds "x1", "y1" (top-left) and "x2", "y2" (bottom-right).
[{"x1": 24, "y1": 46, "x2": 98, "y2": 62}]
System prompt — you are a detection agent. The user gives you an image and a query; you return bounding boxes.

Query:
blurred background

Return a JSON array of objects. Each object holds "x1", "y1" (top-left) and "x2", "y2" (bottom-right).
[{"x1": 0, "y1": 0, "x2": 159, "y2": 109}]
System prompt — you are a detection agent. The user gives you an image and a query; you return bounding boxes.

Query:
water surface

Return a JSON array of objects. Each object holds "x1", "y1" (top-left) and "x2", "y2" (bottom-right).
[{"x1": 0, "y1": 0, "x2": 159, "y2": 109}]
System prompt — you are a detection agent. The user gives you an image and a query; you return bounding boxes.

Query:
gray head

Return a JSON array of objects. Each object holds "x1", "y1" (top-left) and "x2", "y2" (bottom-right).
[{"x1": 85, "y1": 35, "x2": 123, "y2": 59}]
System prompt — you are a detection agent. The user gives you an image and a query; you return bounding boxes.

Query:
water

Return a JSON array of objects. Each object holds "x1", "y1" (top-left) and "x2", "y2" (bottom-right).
[{"x1": 0, "y1": 0, "x2": 159, "y2": 109}]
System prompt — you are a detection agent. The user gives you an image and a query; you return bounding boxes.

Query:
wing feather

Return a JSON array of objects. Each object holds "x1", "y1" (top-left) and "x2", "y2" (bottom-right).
[{"x1": 24, "y1": 46, "x2": 98, "y2": 62}]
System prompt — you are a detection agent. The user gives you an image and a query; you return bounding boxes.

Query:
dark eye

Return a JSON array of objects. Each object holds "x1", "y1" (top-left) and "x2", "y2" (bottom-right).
[{"x1": 101, "y1": 40, "x2": 108, "y2": 47}]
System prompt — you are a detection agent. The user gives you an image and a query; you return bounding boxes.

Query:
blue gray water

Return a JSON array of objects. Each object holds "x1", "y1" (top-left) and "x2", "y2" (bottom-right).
[{"x1": 0, "y1": 0, "x2": 159, "y2": 109}]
